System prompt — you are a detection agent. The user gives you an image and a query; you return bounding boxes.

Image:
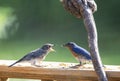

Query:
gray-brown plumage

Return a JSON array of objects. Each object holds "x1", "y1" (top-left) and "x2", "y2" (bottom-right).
[{"x1": 8, "y1": 43, "x2": 55, "y2": 67}]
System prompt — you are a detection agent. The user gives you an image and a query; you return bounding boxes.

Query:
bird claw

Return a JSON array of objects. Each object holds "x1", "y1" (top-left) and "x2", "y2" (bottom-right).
[
  {"x1": 69, "y1": 64, "x2": 83, "y2": 68},
  {"x1": 33, "y1": 64, "x2": 47, "y2": 67},
  {"x1": 33, "y1": 65, "x2": 42, "y2": 67}
]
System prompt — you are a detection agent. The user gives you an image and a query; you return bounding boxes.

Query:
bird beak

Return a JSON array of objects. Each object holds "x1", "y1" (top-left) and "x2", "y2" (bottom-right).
[{"x1": 50, "y1": 47, "x2": 55, "y2": 52}]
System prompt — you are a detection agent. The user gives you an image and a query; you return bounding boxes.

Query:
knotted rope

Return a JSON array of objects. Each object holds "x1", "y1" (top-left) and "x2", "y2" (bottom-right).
[{"x1": 61, "y1": 0, "x2": 97, "y2": 18}]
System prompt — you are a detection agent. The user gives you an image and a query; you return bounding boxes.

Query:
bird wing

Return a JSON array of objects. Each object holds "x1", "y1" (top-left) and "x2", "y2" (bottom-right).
[
  {"x1": 21, "y1": 49, "x2": 45, "y2": 61},
  {"x1": 8, "y1": 49, "x2": 45, "y2": 67},
  {"x1": 72, "y1": 46, "x2": 91, "y2": 60}
]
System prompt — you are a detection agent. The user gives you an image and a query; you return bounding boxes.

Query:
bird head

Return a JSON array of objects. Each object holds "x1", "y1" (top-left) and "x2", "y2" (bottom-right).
[
  {"x1": 63, "y1": 42, "x2": 76, "y2": 48},
  {"x1": 41, "y1": 43, "x2": 55, "y2": 52}
]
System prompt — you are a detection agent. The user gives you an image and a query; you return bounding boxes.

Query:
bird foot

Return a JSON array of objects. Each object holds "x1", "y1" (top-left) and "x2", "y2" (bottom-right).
[
  {"x1": 69, "y1": 64, "x2": 83, "y2": 69},
  {"x1": 33, "y1": 64, "x2": 47, "y2": 67}
]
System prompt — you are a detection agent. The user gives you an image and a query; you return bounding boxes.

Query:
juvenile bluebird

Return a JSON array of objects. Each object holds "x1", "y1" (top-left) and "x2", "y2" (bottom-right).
[
  {"x1": 8, "y1": 43, "x2": 55, "y2": 67},
  {"x1": 63, "y1": 42, "x2": 91, "y2": 66}
]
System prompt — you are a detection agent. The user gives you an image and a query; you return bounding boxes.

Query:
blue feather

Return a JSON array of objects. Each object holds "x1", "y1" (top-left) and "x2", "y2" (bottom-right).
[{"x1": 71, "y1": 43, "x2": 91, "y2": 60}]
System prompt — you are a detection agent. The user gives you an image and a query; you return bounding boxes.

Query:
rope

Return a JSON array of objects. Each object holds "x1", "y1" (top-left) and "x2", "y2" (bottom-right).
[{"x1": 61, "y1": 0, "x2": 97, "y2": 18}]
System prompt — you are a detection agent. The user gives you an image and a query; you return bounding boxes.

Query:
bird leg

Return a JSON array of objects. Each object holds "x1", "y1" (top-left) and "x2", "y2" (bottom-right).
[
  {"x1": 30, "y1": 61, "x2": 41, "y2": 67},
  {"x1": 31, "y1": 61, "x2": 47, "y2": 67},
  {"x1": 79, "y1": 61, "x2": 83, "y2": 66},
  {"x1": 75, "y1": 61, "x2": 86, "y2": 66},
  {"x1": 69, "y1": 61, "x2": 83, "y2": 68}
]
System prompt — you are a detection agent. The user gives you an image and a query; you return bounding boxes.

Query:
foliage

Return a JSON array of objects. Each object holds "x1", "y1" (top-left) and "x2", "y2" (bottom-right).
[{"x1": 0, "y1": 0, "x2": 120, "y2": 65}]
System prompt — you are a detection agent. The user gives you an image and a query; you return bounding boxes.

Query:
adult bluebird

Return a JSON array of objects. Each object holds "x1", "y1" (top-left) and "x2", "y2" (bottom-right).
[
  {"x1": 63, "y1": 42, "x2": 91, "y2": 66},
  {"x1": 8, "y1": 43, "x2": 55, "y2": 67}
]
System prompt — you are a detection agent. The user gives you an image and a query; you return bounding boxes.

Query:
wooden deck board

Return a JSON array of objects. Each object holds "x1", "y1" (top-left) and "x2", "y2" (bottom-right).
[{"x1": 0, "y1": 60, "x2": 120, "y2": 81}]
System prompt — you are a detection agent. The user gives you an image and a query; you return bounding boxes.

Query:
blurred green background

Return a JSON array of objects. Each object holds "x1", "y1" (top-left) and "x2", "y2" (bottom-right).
[{"x1": 0, "y1": 0, "x2": 120, "y2": 81}]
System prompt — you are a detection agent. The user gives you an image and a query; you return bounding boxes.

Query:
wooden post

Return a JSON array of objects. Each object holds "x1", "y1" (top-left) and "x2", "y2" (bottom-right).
[
  {"x1": 57, "y1": 79, "x2": 79, "y2": 81},
  {"x1": 56, "y1": 79, "x2": 94, "y2": 81},
  {"x1": 41, "y1": 79, "x2": 54, "y2": 81},
  {"x1": 0, "y1": 78, "x2": 8, "y2": 81}
]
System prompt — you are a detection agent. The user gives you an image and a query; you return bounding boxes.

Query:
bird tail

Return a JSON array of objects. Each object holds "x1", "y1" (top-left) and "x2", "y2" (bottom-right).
[{"x1": 8, "y1": 60, "x2": 21, "y2": 67}]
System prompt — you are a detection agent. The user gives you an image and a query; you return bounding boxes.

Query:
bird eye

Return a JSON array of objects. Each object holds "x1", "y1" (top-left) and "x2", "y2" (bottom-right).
[
  {"x1": 68, "y1": 43, "x2": 72, "y2": 46},
  {"x1": 47, "y1": 45, "x2": 51, "y2": 48}
]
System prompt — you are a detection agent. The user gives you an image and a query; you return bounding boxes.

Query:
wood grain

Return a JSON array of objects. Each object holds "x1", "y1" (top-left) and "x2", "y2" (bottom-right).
[{"x1": 0, "y1": 60, "x2": 120, "y2": 81}]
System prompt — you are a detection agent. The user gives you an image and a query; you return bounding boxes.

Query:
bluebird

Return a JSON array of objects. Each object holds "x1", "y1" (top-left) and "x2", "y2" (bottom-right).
[
  {"x1": 63, "y1": 42, "x2": 91, "y2": 66},
  {"x1": 8, "y1": 43, "x2": 55, "y2": 67}
]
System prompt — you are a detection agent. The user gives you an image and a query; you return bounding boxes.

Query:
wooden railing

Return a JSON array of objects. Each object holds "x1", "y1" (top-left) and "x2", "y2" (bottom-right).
[{"x1": 0, "y1": 60, "x2": 120, "y2": 81}]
